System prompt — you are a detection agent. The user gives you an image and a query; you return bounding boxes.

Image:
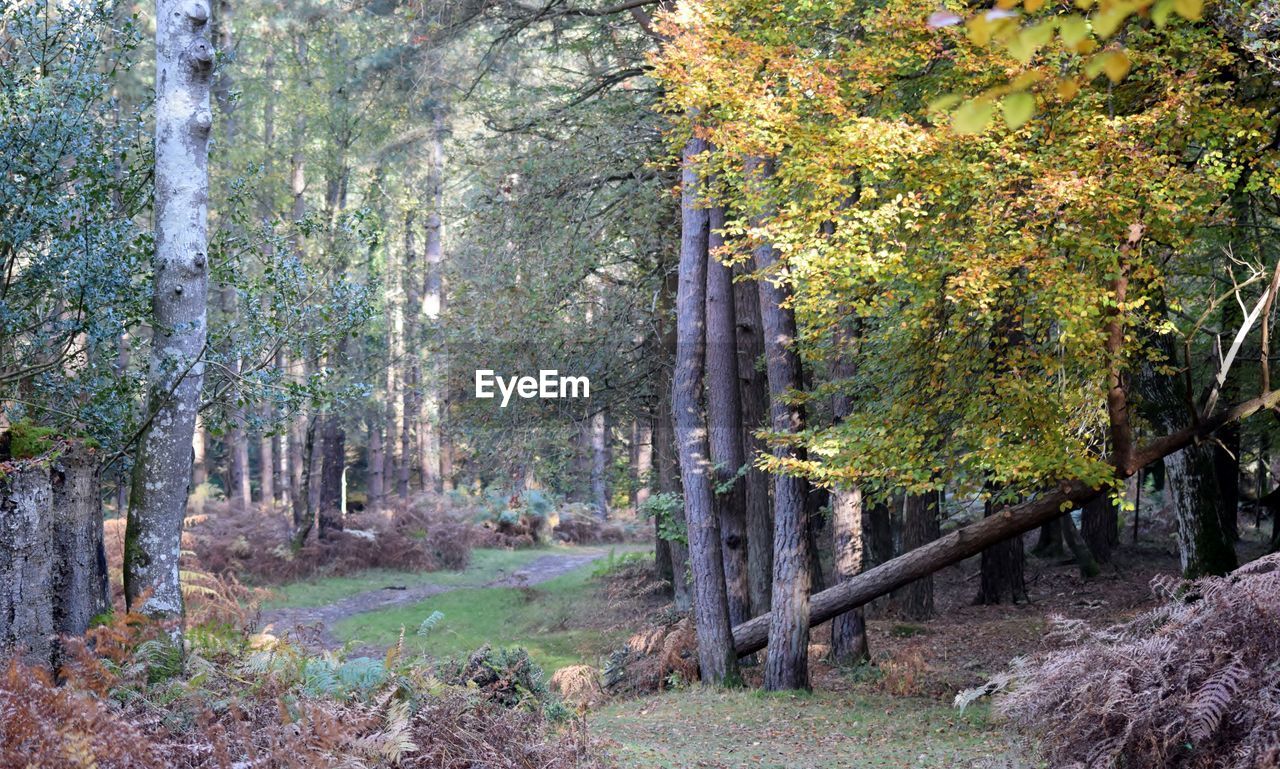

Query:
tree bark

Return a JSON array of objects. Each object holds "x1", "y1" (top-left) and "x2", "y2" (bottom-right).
[
  {"x1": 631, "y1": 419, "x2": 653, "y2": 510},
  {"x1": 1137, "y1": 307, "x2": 1237, "y2": 577},
  {"x1": 1062, "y1": 510, "x2": 1101, "y2": 579},
  {"x1": 591, "y1": 408, "x2": 610, "y2": 519},
  {"x1": 656, "y1": 265, "x2": 689, "y2": 609},
  {"x1": 125, "y1": 0, "x2": 214, "y2": 630},
  {"x1": 400, "y1": 212, "x2": 419, "y2": 496},
  {"x1": 732, "y1": 261, "x2": 772, "y2": 616},
  {"x1": 368, "y1": 415, "x2": 385, "y2": 512},
  {"x1": 319, "y1": 412, "x2": 345, "y2": 537},
  {"x1": 420, "y1": 106, "x2": 447, "y2": 493},
  {"x1": 974, "y1": 494, "x2": 1027, "y2": 605},
  {"x1": 0, "y1": 462, "x2": 54, "y2": 665},
  {"x1": 828, "y1": 485, "x2": 869, "y2": 664},
  {"x1": 897, "y1": 491, "x2": 940, "y2": 620},
  {"x1": 51, "y1": 446, "x2": 109, "y2": 639},
  {"x1": 705, "y1": 205, "x2": 750, "y2": 628},
  {"x1": 672, "y1": 137, "x2": 739, "y2": 686},
  {"x1": 1032, "y1": 517, "x2": 1066, "y2": 558},
  {"x1": 749, "y1": 157, "x2": 810, "y2": 691},
  {"x1": 1080, "y1": 494, "x2": 1115, "y2": 565}
]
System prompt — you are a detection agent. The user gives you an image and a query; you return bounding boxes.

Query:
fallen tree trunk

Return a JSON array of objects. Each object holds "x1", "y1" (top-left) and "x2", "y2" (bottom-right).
[{"x1": 732, "y1": 388, "x2": 1280, "y2": 657}]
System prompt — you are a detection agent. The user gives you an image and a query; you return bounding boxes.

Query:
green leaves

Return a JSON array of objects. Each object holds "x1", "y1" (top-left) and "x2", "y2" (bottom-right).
[{"x1": 1001, "y1": 92, "x2": 1036, "y2": 129}]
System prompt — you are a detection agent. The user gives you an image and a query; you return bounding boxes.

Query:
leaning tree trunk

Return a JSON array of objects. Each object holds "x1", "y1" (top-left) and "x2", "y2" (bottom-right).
[
  {"x1": 0, "y1": 462, "x2": 54, "y2": 665},
  {"x1": 749, "y1": 157, "x2": 811, "y2": 691},
  {"x1": 733, "y1": 260, "x2": 772, "y2": 617},
  {"x1": 672, "y1": 136, "x2": 739, "y2": 686},
  {"x1": 732, "y1": 388, "x2": 1280, "y2": 656},
  {"x1": 705, "y1": 205, "x2": 751, "y2": 628},
  {"x1": 125, "y1": 0, "x2": 214, "y2": 631}
]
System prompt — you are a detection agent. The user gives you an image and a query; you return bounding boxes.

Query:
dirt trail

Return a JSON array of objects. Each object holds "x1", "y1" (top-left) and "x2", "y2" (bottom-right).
[{"x1": 258, "y1": 549, "x2": 614, "y2": 651}]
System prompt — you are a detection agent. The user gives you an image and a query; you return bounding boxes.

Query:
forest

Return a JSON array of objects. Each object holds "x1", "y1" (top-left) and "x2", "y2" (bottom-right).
[{"x1": 3, "y1": 0, "x2": 1280, "y2": 765}]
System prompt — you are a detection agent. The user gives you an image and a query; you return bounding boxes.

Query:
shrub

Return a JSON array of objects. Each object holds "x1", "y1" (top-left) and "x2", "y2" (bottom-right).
[{"x1": 968, "y1": 553, "x2": 1280, "y2": 769}]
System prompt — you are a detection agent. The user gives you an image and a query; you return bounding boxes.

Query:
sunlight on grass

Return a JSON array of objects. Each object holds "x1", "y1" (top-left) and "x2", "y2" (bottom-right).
[
  {"x1": 594, "y1": 688, "x2": 1014, "y2": 768},
  {"x1": 332, "y1": 562, "x2": 626, "y2": 672},
  {"x1": 264, "y1": 547, "x2": 562, "y2": 609}
]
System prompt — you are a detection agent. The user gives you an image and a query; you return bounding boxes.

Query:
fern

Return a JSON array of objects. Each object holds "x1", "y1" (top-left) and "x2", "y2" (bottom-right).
[
  {"x1": 417, "y1": 609, "x2": 445, "y2": 637},
  {"x1": 1188, "y1": 659, "x2": 1248, "y2": 742}
]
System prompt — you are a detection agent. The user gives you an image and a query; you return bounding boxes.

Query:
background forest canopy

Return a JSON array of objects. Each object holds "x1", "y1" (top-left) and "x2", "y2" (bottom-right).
[{"x1": 6, "y1": 0, "x2": 1280, "y2": 689}]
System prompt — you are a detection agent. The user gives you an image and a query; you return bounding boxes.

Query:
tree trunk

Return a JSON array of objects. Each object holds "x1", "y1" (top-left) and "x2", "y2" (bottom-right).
[
  {"x1": 749, "y1": 157, "x2": 810, "y2": 691},
  {"x1": 400, "y1": 212, "x2": 419, "y2": 495},
  {"x1": 1062, "y1": 510, "x2": 1101, "y2": 579},
  {"x1": 191, "y1": 415, "x2": 209, "y2": 490},
  {"x1": 733, "y1": 261, "x2": 772, "y2": 617},
  {"x1": 368, "y1": 416, "x2": 385, "y2": 512},
  {"x1": 287, "y1": 353, "x2": 307, "y2": 527},
  {"x1": 420, "y1": 106, "x2": 447, "y2": 493},
  {"x1": 125, "y1": 0, "x2": 214, "y2": 631},
  {"x1": 672, "y1": 137, "x2": 739, "y2": 686},
  {"x1": 705, "y1": 206, "x2": 750, "y2": 628},
  {"x1": 974, "y1": 494, "x2": 1027, "y2": 605},
  {"x1": 1136, "y1": 305, "x2": 1237, "y2": 577},
  {"x1": 319, "y1": 410, "x2": 345, "y2": 537},
  {"x1": 631, "y1": 419, "x2": 652, "y2": 510},
  {"x1": 828, "y1": 485, "x2": 869, "y2": 665},
  {"x1": 650, "y1": 410, "x2": 675, "y2": 588},
  {"x1": 897, "y1": 491, "x2": 939, "y2": 620},
  {"x1": 656, "y1": 266, "x2": 689, "y2": 609},
  {"x1": 1080, "y1": 494, "x2": 1115, "y2": 565},
  {"x1": 591, "y1": 409, "x2": 610, "y2": 519},
  {"x1": 51, "y1": 446, "x2": 109, "y2": 639},
  {"x1": 0, "y1": 462, "x2": 54, "y2": 665},
  {"x1": 1032, "y1": 517, "x2": 1066, "y2": 558}
]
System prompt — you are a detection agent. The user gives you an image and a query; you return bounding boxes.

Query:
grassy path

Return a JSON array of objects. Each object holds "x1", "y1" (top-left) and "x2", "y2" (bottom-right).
[{"x1": 259, "y1": 546, "x2": 624, "y2": 652}]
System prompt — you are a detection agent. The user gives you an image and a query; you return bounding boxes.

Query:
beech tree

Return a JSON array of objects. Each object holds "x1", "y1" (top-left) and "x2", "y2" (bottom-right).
[{"x1": 124, "y1": 0, "x2": 216, "y2": 627}]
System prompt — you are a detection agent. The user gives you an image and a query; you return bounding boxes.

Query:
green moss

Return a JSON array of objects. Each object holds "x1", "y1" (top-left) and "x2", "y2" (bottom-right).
[{"x1": 7, "y1": 421, "x2": 59, "y2": 459}]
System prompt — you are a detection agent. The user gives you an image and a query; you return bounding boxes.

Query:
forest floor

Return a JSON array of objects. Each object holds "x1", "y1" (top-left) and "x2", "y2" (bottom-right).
[
  {"x1": 255, "y1": 511, "x2": 1273, "y2": 768},
  {"x1": 259, "y1": 544, "x2": 637, "y2": 656}
]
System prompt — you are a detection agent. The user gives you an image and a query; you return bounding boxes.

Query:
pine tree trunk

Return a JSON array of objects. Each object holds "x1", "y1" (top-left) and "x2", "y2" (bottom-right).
[
  {"x1": 749, "y1": 157, "x2": 810, "y2": 691},
  {"x1": 705, "y1": 206, "x2": 750, "y2": 627},
  {"x1": 896, "y1": 492, "x2": 939, "y2": 619},
  {"x1": 420, "y1": 106, "x2": 447, "y2": 493},
  {"x1": 673, "y1": 137, "x2": 739, "y2": 686},
  {"x1": 591, "y1": 409, "x2": 610, "y2": 519},
  {"x1": 125, "y1": 0, "x2": 214, "y2": 630},
  {"x1": 656, "y1": 266, "x2": 690, "y2": 609},
  {"x1": 829, "y1": 486, "x2": 869, "y2": 664},
  {"x1": 974, "y1": 496, "x2": 1027, "y2": 605},
  {"x1": 319, "y1": 414, "x2": 345, "y2": 537},
  {"x1": 631, "y1": 419, "x2": 652, "y2": 509},
  {"x1": 732, "y1": 261, "x2": 772, "y2": 617},
  {"x1": 368, "y1": 416, "x2": 385, "y2": 512},
  {"x1": 1032, "y1": 517, "x2": 1066, "y2": 558},
  {"x1": 1080, "y1": 494, "x2": 1115, "y2": 565},
  {"x1": 401, "y1": 212, "x2": 419, "y2": 495}
]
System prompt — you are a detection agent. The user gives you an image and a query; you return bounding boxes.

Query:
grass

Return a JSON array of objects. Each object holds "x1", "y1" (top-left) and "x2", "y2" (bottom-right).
[
  {"x1": 593, "y1": 688, "x2": 1015, "y2": 768},
  {"x1": 332, "y1": 560, "x2": 627, "y2": 672},
  {"x1": 264, "y1": 547, "x2": 564, "y2": 609}
]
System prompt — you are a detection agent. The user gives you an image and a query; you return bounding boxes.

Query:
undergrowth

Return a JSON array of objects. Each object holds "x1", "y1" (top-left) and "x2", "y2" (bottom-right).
[
  {"x1": 966, "y1": 552, "x2": 1280, "y2": 769},
  {"x1": 0, "y1": 586, "x2": 613, "y2": 768}
]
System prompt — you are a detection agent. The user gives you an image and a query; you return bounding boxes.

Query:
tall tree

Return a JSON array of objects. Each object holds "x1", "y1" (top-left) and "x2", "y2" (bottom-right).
[
  {"x1": 705, "y1": 206, "x2": 751, "y2": 628},
  {"x1": 750, "y1": 158, "x2": 811, "y2": 691},
  {"x1": 733, "y1": 262, "x2": 772, "y2": 616},
  {"x1": 125, "y1": 0, "x2": 215, "y2": 628},
  {"x1": 672, "y1": 137, "x2": 739, "y2": 686}
]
